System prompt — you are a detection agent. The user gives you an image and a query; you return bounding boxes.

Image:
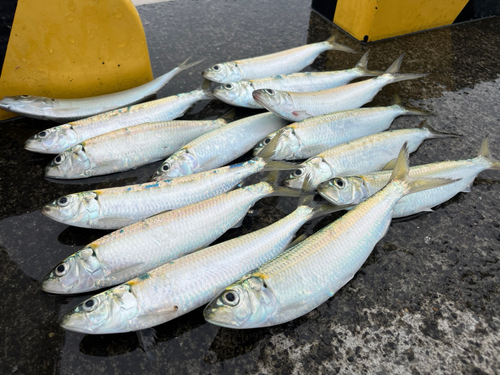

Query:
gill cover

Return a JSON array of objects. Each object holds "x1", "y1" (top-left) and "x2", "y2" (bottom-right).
[
  {"x1": 317, "y1": 177, "x2": 370, "y2": 206},
  {"x1": 201, "y1": 62, "x2": 243, "y2": 83},
  {"x1": 45, "y1": 144, "x2": 92, "y2": 179},
  {"x1": 152, "y1": 149, "x2": 199, "y2": 180},
  {"x1": 204, "y1": 276, "x2": 277, "y2": 328},
  {"x1": 24, "y1": 125, "x2": 79, "y2": 154},
  {"x1": 284, "y1": 157, "x2": 334, "y2": 190},
  {"x1": 252, "y1": 89, "x2": 295, "y2": 119},
  {"x1": 42, "y1": 192, "x2": 100, "y2": 227},
  {"x1": 212, "y1": 81, "x2": 256, "y2": 108}
]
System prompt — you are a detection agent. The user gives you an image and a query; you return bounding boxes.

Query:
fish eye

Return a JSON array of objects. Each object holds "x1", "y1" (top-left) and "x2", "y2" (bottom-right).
[
  {"x1": 57, "y1": 196, "x2": 70, "y2": 207},
  {"x1": 54, "y1": 154, "x2": 65, "y2": 164},
  {"x1": 225, "y1": 84, "x2": 233, "y2": 90},
  {"x1": 54, "y1": 263, "x2": 69, "y2": 277},
  {"x1": 213, "y1": 65, "x2": 221, "y2": 71},
  {"x1": 294, "y1": 169, "x2": 303, "y2": 177},
  {"x1": 161, "y1": 163, "x2": 170, "y2": 172},
  {"x1": 264, "y1": 89, "x2": 275, "y2": 95},
  {"x1": 264, "y1": 138, "x2": 271, "y2": 145},
  {"x1": 222, "y1": 290, "x2": 239, "y2": 306},
  {"x1": 38, "y1": 131, "x2": 47, "y2": 138},
  {"x1": 83, "y1": 298, "x2": 98, "y2": 312},
  {"x1": 333, "y1": 178, "x2": 346, "y2": 189}
]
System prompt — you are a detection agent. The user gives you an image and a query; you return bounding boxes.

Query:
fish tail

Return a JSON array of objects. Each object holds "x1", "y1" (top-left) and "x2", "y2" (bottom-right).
[
  {"x1": 417, "y1": 120, "x2": 462, "y2": 138},
  {"x1": 270, "y1": 185, "x2": 307, "y2": 198},
  {"x1": 390, "y1": 142, "x2": 459, "y2": 195},
  {"x1": 355, "y1": 51, "x2": 385, "y2": 77},
  {"x1": 200, "y1": 79, "x2": 214, "y2": 99},
  {"x1": 478, "y1": 136, "x2": 500, "y2": 170},
  {"x1": 218, "y1": 108, "x2": 236, "y2": 123},
  {"x1": 325, "y1": 35, "x2": 356, "y2": 53},
  {"x1": 261, "y1": 159, "x2": 299, "y2": 172},
  {"x1": 384, "y1": 53, "x2": 428, "y2": 83},
  {"x1": 385, "y1": 53, "x2": 405, "y2": 74},
  {"x1": 177, "y1": 56, "x2": 205, "y2": 72},
  {"x1": 392, "y1": 94, "x2": 433, "y2": 116},
  {"x1": 257, "y1": 129, "x2": 283, "y2": 160}
]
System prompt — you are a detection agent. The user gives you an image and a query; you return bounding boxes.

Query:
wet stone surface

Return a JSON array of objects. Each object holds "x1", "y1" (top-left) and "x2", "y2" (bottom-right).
[{"x1": 1, "y1": 0, "x2": 499, "y2": 374}]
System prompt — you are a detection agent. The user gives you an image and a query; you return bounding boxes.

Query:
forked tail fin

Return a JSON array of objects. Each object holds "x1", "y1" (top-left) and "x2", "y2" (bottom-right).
[
  {"x1": 354, "y1": 51, "x2": 384, "y2": 76},
  {"x1": 325, "y1": 35, "x2": 356, "y2": 53},
  {"x1": 478, "y1": 136, "x2": 500, "y2": 170}
]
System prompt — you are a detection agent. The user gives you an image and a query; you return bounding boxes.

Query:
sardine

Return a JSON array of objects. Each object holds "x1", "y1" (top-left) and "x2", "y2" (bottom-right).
[
  {"x1": 43, "y1": 157, "x2": 297, "y2": 229},
  {"x1": 212, "y1": 52, "x2": 382, "y2": 108},
  {"x1": 151, "y1": 113, "x2": 289, "y2": 180},
  {"x1": 24, "y1": 80, "x2": 213, "y2": 154},
  {"x1": 318, "y1": 137, "x2": 500, "y2": 217},
  {"x1": 203, "y1": 144, "x2": 456, "y2": 328},
  {"x1": 59, "y1": 203, "x2": 338, "y2": 334},
  {"x1": 284, "y1": 121, "x2": 458, "y2": 190},
  {"x1": 254, "y1": 96, "x2": 430, "y2": 161},
  {"x1": 44, "y1": 118, "x2": 227, "y2": 179},
  {"x1": 41, "y1": 180, "x2": 301, "y2": 294},
  {"x1": 202, "y1": 36, "x2": 355, "y2": 84},
  {"x1": 252, "y1": 54, "x2": 427, "y2": 121},
  {"x1": 1, "y1": 58, "x2": 202, "y2": 123}
]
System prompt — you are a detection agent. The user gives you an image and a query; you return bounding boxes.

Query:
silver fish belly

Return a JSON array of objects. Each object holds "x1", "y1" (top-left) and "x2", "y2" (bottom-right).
[
  {"x1": 44, "y1": 119, "x2": 225, "y2": 179},
  {"x1": 42, "y1": 158, "x2": 268, "y2": 229},
  {"x1": 59, "y1": 205, "x2": 318, "y2": 334}
]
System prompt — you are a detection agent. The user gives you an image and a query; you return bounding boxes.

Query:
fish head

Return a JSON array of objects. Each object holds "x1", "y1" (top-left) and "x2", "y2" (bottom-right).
[
  {"x1": 283, "y1": 157, "x2": 333, "y2": 190},
  {"x1": 202, "y1": 62, "x2": 242, "y2": 83},
  {"x1": 60, "y1": 284, "x2": 139, "y2": 334},
  {"x1": 253, "y1": 131, "x2": 279, "y2": 156},
  {"x1": 317, "y1": 177, "x2": 369, "y2": 206},
  {"x1": 42, "y1": 247, "x2": 106, "y2": 294},
  {"x1": 0, "y1": 95, "x2": 54, "y2": 117},
  {"x1": 252, "y1": 89, "x2": 295, "y2": 120},
  {"x1": 24, "y1": 125, "x2": 78, "y2": 154},
  {"x1": 151, "y1": 150, "x2": 199, "y2": 180},
  {"x1": 213, "y1": 81, "x2": 256, "y2": 107},
  {"x1": 204, "y1": 276, "x2": 277, "y2": 328},
  {"x1": 42, "y1": 192, "x2": 100, "y2": 226},
  {"x1": 45, "y1": 144, "x2": 92, "y2": 179},
  {"x1": 269, "y1": 127, "x2": 302, "y2": 160}
]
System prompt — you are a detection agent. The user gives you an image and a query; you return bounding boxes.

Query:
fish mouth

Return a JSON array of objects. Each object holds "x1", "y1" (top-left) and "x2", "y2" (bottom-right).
[
  {"x1": 24, "y1": 138, "x2": 50, "y2": 153},
  {"x1": 60, "y1": 312, "x2": 96, "y2": 334},
  {"x1": 45, "y1": 166, "x2": 63, "y2": 179},
  {"x1": 203, "y1": 305, "x2": 240, "y2": 328},
  {"x1": 41, "y1": 277, "x2": 71, "y2": 294}
]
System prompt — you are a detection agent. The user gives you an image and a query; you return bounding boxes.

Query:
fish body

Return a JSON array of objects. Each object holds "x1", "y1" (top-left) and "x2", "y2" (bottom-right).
[
  {"x1": 24, "y1": 83, "x2": 213, "y2": 154},
  {"x1": 203, "y1": 145, "x2": 454, "y2": 328},
  {"x1": 59, "y1": 205, "x2": 321, "y2": 334},
  {"x1": 252, "y1": 54, "x2": 426, "y2": 121},
  {"x1": 151, "y1": 113, "x2": 288, "y2": 180},
  {"x1": 202, "y1": 36, "x2": 355, "y2": 84},
  {"x1": 254, "y1": 103, "x2": 429, "y2": 161},
  {"x1": 318, "y1": 138, "x2": 499, "y2": 217},
  {"x1": 213, "y1": 52, "x2": 381, "y2": 108},
  {"x1": 284, "y1": 122, "x2": 456, "y2": 190},
  {"x1": 42, "y1": 181, "x2": 297, "y2": 294},
  {"x1": 43, "y1": 158, "x2": 268, "y2": 229},
  {"x1": 44, "y1": 119, "x2": 225, "y2": 179},
  {"x1": 1, "y1": 58, "x2": 201, "y2": 122}
]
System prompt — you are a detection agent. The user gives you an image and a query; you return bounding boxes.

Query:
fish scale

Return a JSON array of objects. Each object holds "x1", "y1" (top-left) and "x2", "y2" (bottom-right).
[{"x1": 42, "y1": 181, "x2": 287, "y2": 294}]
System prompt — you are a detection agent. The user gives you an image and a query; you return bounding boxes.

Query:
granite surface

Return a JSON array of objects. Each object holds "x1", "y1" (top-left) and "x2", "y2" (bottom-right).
[{"x1": 0, "y1": 1, "x2": 499, "y2": 374}]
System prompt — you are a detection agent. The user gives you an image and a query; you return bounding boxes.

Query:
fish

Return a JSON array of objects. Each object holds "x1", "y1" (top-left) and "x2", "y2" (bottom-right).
[
  {"x1": 41, "y1": 179, "x2": 302, "y2": 294},
  {"x1": 318, "y1": 137, "x2": 500, "y2": 217},
  {"x1": 201, "y1": 35, "x2": 355, "y2": 84},
  {"x1": 43, "y1": 157, "x2": 298, "y2": 230},
  {"x1": 0, "y1": 57, "x2": 202, "y2": 123},
  {"x1": 150, "y1": 112, "x2": 289, "y2": 180},
  {"x1": 212, "y1": 51, "x2": 382, "y2": 109},
  {"x1": 24, "y1": 80, "x2": 213, "y2": 154},
  {"x1": 203, "y1": 144, "x2": 457, "y2": 328},
  {"x1": 59, "y1": 202, "x2": 340, "y2": 334},
  {"x1": 284, "y1": 121, "x2": 459, "y2": 190},
  {"x1": 252, "y1": 54, "x2": 428, "y2": 121},
  {"x1": 44, "y1": 118, "x2": 226, "y2": 179},
  {"x1": 254, "y1": 95, "x2": 431, "y2": 161}
]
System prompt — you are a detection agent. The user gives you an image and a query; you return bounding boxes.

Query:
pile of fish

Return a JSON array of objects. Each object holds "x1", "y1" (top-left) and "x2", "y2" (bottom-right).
[{"x1": 3, "y1": 35, "x2": 498, "y2": 340}]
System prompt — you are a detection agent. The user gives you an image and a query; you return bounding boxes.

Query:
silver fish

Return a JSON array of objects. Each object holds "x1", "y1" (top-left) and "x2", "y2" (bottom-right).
[
  {"x1": 254, "y1": 96, "x2": 430, "y2": 161},
  {"x1": 24, "y1": 80, "x2": 213, "y2": 154},
  {"x1": 318, "y1": 137, "x2": 500, "y2": 217},
  {"x1": 59, "y1": 203, "x2": 336, "y2": 334},
  {"x1": 151, "y1": 113, "x2": 288, "y2": 180},
  {"x1": 41, "y1": 180, "x2": 301, "y2": 294},
  {"x1": 202, "y1": 36, "x2": 355, "y2": 84},
  {"x1": 284, "y1": 121, "x2": 458, "y2": 190},
  {"x1": 252, "y1": 54, "x2": 427, "y2": 121},
  {"x1": 43, "y1": 157, "x2": 297, "y2": 229},
  {"x1": 1, "y1": 57, "x2": 201, "y2": 123},
  {"x1": 212, "y1": 52, "x2": 382, "y2": 108},
  {"x1": 44, "y1": 118, "x2": 225, "y2": 179},
  {"x1": 203, "y1": 144, "x2": 456, "y2": 328}
]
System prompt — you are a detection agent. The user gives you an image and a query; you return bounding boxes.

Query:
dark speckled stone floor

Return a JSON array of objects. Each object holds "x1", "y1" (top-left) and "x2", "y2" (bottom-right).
[{"x1": 1, "y1": 1, "x2": 499, "y2": 374}]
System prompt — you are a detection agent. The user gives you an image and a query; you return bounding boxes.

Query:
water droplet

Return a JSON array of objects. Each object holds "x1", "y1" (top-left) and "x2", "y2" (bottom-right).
[
  {"x1": 424, "y1": 236, "x2": 431, "y2": 244},
  {"x1": 68, "y1": 37, "x2": 75, "y2": 44},
  {"x1": 48, "y1": 48, "x2": 53, "y2": 54}
]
